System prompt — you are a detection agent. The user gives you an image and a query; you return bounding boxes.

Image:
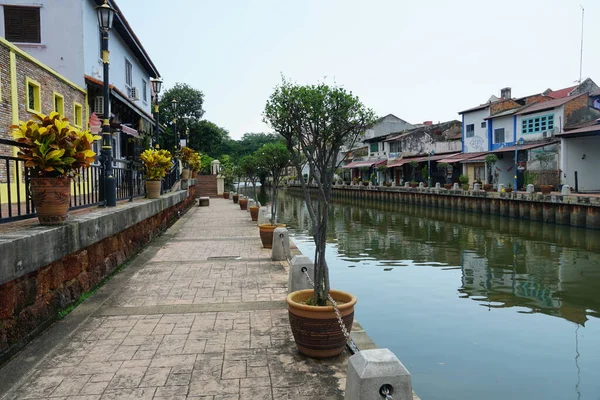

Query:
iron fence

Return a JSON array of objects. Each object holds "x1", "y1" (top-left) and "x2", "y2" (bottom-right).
[
  {"x1": 162, "y1": 158, "x2": 179, "y2": 194},
  {"x1": 0, "y1": 139, "x2": 147, "y2": 224}
]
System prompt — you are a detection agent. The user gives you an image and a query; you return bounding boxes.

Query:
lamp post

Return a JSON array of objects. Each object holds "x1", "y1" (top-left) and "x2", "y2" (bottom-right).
[
  {"x1": 96, "y1": 1, "x2": 117, "y2": 207},
  {"x1": 428, "y1": 149, "x2": 435, "y2": 188},
  {"x1": 181, "y1": 116, "x2": 190, "y2": 148},
  {"x1": 150, "y1": 77, "x2": 162, "y2": 147},
  {"x1": 514, "y1": 137, "x2": 525, "y2": 192},
  {"x1": 171, "y1": 99, "x2": 178, "y2": 151}
]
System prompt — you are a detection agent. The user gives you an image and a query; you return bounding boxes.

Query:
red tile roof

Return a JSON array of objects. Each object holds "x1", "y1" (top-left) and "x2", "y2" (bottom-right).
[{"x1": 545, "y1": 85, "x2": 577, "y2": 99}]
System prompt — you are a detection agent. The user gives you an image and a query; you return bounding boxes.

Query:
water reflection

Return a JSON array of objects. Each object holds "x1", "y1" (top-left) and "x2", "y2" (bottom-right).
[{"x1": 275, "y1": 192, "x2": 600, "y2": 326}]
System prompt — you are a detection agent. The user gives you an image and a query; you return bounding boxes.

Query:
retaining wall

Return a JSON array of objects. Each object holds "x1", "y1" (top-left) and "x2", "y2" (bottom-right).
[{"x1": 0, "y1": 184, "x2": 196, "y2": 362}]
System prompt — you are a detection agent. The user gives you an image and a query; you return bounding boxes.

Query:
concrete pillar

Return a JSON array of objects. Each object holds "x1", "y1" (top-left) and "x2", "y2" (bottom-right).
[
  {"x1": 435, "y1": 182, "x2": 441, "y2": 190},
  {"x1": 271, "y1": 227, "x2": 290, "y2": 261},
  {"x1": 473, "y1": 183, "x2": 480, "y2": 191},
  {"x1": 228, "y1": 192, "x2": 233, "y2": 200},
  {"x1": 217, "y1": 175, "x2": 225, "y2": 195},
  {"x1": 418, "y1": 182, "x2": 424, "y2": 189},
  {"x1": 526, "y1": 184, "x2": 535, "y2": 194},
  {"x1": 561, "y1": 185, "x2": 571, "y2": 195},
  {"x1": 257, "y1": 206, "x2": 270, "y2": 225},
  {"x1": 345, "y1": 348, "x2": 413, "y2": 400},
  {"x1": 288, "y1": 255, "x2": 314, "y2": 293},
  {"x1": 452, "y1": 183, "x2": 459, "y2": 190},
  {"x1": 404, "y1": 182, "x2": 410, "y2": 188}
]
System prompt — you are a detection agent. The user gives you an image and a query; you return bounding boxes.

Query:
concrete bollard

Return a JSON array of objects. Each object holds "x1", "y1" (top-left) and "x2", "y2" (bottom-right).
[
  {"x1": 228, "y1": 192, "x2": 233, "y2": 200},
  {"x1": 404, "y1": 182, "x2": 410, "y2": 188},
  {"x1": 561, "y1": 185, "x2": 571, "y2": 195},
  {"x1": 526, "y1": 184, "x2": 535, "y2": 194},
  {"x1": 452, "y1": 183, "x2": 459, "y2": 190},
  {"x1": 418, "y1": 182, "x2": 424, "y2": 189},
  {"x1": 271, "y1": 227, "x2": 290, "y2": 261},
  {"x1": 473, "y1": 183, "x2": 480, "y2": 191},
  {"x1": 288, "y1": 255, "x2": 314, "y2": 293},
  {"x1": 435, "y1": 182, "x2": 441, "y2": 190},
  {"x1": 345, "y1": 348, "x2": 413, "y2": 400},
  {"x1": 498, "y1": 184, "x2": 505, "y2": 193},
  {"x1": 257, "y1": 206, "x2": 270, "y2": 225},
  {"x1": 246, "y1": 198, "x2": 254, "y2": 212}
]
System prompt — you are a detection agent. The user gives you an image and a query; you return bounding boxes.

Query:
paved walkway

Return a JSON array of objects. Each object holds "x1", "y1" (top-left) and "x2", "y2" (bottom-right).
[{"x1": 0, "y1": 198, "x2": 348, "y2": 399}]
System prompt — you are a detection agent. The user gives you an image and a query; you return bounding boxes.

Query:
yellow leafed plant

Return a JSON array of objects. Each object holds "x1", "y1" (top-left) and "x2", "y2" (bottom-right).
[
  {"x1": 188, "y1": 152, "x2": 202, "y2": 171},
  {"x1": 11, "y1": 112, "x2": 101, "y2": 177},
  {"x1": 140, "y1": 148, "x2": 172, "y2": 181}
]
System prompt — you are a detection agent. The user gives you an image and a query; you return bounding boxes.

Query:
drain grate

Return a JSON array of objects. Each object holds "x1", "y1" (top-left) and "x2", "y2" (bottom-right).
[{"x1": 207, "y1": 256, "x2": 241, "y2": 260}]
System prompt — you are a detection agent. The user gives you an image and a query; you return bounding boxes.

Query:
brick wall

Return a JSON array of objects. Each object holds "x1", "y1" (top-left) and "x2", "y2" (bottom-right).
[
  {"x1": 564, "y1": 95, "x2": 590, "y2": 119},
  {"x1": 0, "y1": 189, "x2": 195, "y2": 362},
  {"x1": 490, "y1": 99, "x2": 520, "y2": 114}
]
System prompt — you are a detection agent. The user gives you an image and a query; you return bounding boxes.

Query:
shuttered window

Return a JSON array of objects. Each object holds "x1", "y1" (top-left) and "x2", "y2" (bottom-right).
[{"x1": 4, "y1": 6, "x2": 41, "y2": 44}]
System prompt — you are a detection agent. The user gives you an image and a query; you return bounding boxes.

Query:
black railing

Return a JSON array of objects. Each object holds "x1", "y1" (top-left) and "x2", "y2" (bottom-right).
[
  {"x1": 1, "y1": 139, "x2": 147, "y2": 224},
  {"x1": 162, "y1": 158, "x2": 179, "y2": 194}
]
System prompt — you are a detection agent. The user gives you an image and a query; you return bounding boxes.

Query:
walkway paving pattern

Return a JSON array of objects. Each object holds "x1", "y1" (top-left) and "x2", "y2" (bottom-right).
[{"x1": 1, "y1": 198, "x2": 347, "y2": 399}]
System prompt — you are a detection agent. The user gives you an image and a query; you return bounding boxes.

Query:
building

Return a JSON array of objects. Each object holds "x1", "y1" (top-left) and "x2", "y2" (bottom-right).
[{"x1": 0, "y1": 0, "x2": 161, "y2": 161}]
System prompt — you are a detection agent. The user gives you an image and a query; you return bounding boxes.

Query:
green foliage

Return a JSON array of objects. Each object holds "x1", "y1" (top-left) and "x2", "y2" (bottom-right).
[
  {"x1": 535, "y1": 151, "x2": 555, "y2": 171},
  {"x1": 158, "y1": 83, "x2": 205, "y2": 152},
  {"x1": 524, "y1": 170, "x2": 538, "y2": 186},
  {"x1": 256, "y1": 142, "x2": 290, "y2": 224},
  {"x1": 140, "y1": 149, "x2": 173, "y2": 181},
  {"x1": 484, "y1": 154, "x2": 499, "y2": 165},
  {"x1": 214, "y1": 132, "x2": 284, "y2": 163},
  {"x1": 421, "y1": 165, "x2": 428, "y2": 182},
  {"x1": 188, "y1": 120, "x2": 229, "y2": 156},
  {"x1": 409, "y1": 160, "x2": 418, "y2": 181},
  {"x1": 459, "y1": 174, "x2": 469, "y2": 184},
  {"x1": 437, "y1": 162, "x2": 449, "y2": 172},
  {"x1": 200, "y1": 154, "x2": 214, "y2": 175}
]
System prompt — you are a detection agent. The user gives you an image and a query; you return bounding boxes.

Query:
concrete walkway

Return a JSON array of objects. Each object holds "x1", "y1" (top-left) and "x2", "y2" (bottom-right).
[{"x1": 0, "y1": 198, "x2": 348, "y2": 399}]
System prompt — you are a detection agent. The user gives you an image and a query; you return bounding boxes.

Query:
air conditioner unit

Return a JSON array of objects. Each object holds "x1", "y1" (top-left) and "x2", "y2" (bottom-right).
[
  {"x1": 94, "y1": 96, "x2": 104, "y2": 116},
  {"x1": 542, "y1": 131, "x2": 548, "y2": 138},
  {"x1": 130, "y1": 87, "x2": 139, "y2": 100}
]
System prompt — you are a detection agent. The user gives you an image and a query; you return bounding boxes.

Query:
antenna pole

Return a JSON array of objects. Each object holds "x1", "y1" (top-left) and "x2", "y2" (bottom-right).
[{"x1": 579, "y1": 5, "x2": 584, "y2": 83}]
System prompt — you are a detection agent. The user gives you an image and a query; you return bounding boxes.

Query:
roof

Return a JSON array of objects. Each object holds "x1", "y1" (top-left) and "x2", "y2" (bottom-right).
[
  {"x1": 490, "y1": 140, "x2": 558, "y2": 153},
  {"x1": 545, "y1": 85, "x2": 577, "y2": 99},
  {"x1": 515, "y1": 94, "x2": 586, "y2": 115},
  {"x1": 484, "y1": 107, "x2": 521, "y2": 120},
  {"x1": 385, "y1": 120, "x2": 462, "y2": 142},
  {"x1": 458, "y1": 103, "x2": 491, "y2": 114},
  {"x1": 342, "y1": 159, "x2": 387, "y2": 169},
  {"x1": 591, "y1": 89, "x2": 600, "y2": 97},
  {"x1": 94, "y1": 0, "x2": 160, "y2": 78},
  {"x1": 437, "y1": 152, "x2": 487, "y2": 163},
  {"x1": 556, "y1": 122, "x2": 600, "y2": 137},
  {"x1": 387, "y1": 152, "x2": 459, "y2": 168}
]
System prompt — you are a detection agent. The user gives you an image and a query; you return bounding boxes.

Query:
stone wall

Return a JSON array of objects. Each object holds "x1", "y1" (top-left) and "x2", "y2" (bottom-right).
[{"x1": 0, "y1": 186, "x2": 196, "y2": 362}]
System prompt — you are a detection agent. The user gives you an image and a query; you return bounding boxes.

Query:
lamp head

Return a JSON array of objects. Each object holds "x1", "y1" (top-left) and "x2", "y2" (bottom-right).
[
  {"x1": 96, "y1": 1, "x2": 117, "y2": 31},
  {"x1": 517, "y1": 137, "x2": 525, "y2": 146},
  {"x1": 150, "y1": 77, "x2": 163, "y2": 95},
  {"x1": 171, "y1": 99, "x2": 178, "y2": 111}
]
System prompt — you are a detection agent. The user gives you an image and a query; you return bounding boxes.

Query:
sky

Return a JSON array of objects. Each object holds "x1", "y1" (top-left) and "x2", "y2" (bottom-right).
[{"x1": 118, "y1": 0, "x2": 600, "y2": 139}]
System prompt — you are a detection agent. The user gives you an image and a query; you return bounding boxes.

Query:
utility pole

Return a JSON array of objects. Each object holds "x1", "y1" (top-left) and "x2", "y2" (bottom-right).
[{"x1": 579, "y1": 5, "x2": 584, "y2": 83}]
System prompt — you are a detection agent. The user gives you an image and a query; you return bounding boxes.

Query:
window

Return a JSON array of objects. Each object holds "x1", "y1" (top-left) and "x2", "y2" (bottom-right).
[
  {"x1": 370, "y1": 142, "x2": 379, "y2": 153},
  {"x1": 494, "y1": 128, "x2": 505, "y2": 143},
  {"x1": 389, "y1": 141, "x2": 401, "y2": 153},
  {"x1": 142, "y1": 79, "x2": 148, "y2": 102},
  {"x1": 73, "y1": 102, "x2": 83, "y2": 127},
  {"x1": 4, "y1": 6, "x2": 41, "y2": 44},
  {"x1": 25, "y1": 77, "x2": 41, "y2": 113},
  {"x1": 481, "y1": 121, "x2": 486, "y2": 128},
  {"x1": 125, "y1": 59, "x2": 133, "y2": 87},
  {"x1": 466, "y1": 124, "x2": 475, "y2": 138},
  {"x1": 521, "y1": 114, "x2": 554, "y2": 135},
  {"x1": 53, "y1": 93, "x2": 64, "y2": 116}
]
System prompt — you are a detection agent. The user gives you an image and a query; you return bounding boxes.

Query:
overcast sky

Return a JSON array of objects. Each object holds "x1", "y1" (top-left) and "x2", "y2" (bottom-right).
[{"x1": 119, "y1": 0, "x2": 599, "y2": 139}]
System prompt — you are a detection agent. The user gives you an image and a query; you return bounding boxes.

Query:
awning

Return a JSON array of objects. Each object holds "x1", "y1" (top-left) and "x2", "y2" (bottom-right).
[
  {"x1": 342, "y1": 159, "x2": 387, "y2": 169},
  {"x1": 438, "y1": 152, "x2": 486, "y2": 163},
  {"x1": 387, "y1": 153, "x2": 459, "y2": 168},
  {"x1": 120, "y1": 124, "x2": 139, "y2": 138},
  {"x1": 490, "y1": 140, "x2": 558, "y2": 153}
]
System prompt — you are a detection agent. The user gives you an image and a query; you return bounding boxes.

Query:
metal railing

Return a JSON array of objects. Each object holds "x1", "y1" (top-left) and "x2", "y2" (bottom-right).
[
  {"x1": 0, "y1": 139, "x2": 147, "y2": 224},
  {"x1": 162, "y1": 158, "x2": 179, "y2": 194}
]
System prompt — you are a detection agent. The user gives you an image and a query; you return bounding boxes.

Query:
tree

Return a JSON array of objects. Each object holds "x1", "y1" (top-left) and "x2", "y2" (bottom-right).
[
  {"x1": 239, "y1": 154, "x2": 263, "y2": 203},
  {"x1": 484, "y1": 154, "x2": 499, "y2": 185},
  {"x1": 264, "y1": 79, "x2": 376, "y2": 306},
  {"x1": 256, "y1": 143, "x2": 290, "y2": 225},
  {"x1": 158, "y1": 83, "x2": 205, "y2": 152},
  {"x1": 188, "y1": 120, "x2": 229, "y2": 156}
]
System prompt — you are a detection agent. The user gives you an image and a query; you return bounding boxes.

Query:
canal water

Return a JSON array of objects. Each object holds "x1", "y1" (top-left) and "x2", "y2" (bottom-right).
[{"x1": 254, "y1": 188, "x2": 600, "y2": 400}]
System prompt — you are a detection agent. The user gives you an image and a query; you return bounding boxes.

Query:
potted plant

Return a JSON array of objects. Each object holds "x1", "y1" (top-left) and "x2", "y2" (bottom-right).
[
  {"x1": 504, "y1": 182, "x2": 513, "y2": 193},
  {"x1": 177, "y1": 146, "x2": 195, "y2": 180},
  {"x1": 189, "y1": 152, "x2": 201, "y2": 179},
  {"x1": 437, "y1": 162, "x2": 452, "y2": 189},
  {"x1": 140, "y1": 148, "x2": 173, "y2": 199},
  {"x1": 240, "y1": 154, "x2": 263, "y2": 220},
  {"x1": 11, "y1": 112, "x2": 101, "y2": 224},
  {"x1": 484, "y1": 154, "x2": 498, "y2": 191},
  {"x1": 265, "y1": 79, "x2": 375, "y2": 358},
  {"x1": 256, "y1": 142, "x2": 290, "y2": 248},
  {"x1": 459, "y1": 174, "x2": 469, "y2": 190},
  {"x1": 536, "y1": 151, "x2": 555, "y2": 194}
]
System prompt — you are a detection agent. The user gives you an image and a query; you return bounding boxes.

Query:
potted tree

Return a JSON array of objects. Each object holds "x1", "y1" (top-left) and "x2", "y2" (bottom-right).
[
  {"x1": 256, "y1": 142, "x2": 290, "y2": 248},
  {"x1": 11, "y1": 112, "x2": 101, "y2": 224},
  {"x1": 178, "y1": 146, "x2": 195, "y2": 180},
  {"x1": 459, "y1": 174, "x2": 469, "y2": 190},
  {"x1": 140, "y1": 148, "x2": 173, "y2": 199},
  {"x1": 536, "y1": 151, "x2": 555, "y2": 194},
  {"x1": 240, "y1": 154, "x2": 262, "y2": 221},
  {"x1": 264, "y1": 79, "x2": 375, "y2": 358},
  {"x1": 484, "y1": 154, "x2": 498, "y2": 191},
  {"x1": 437, "y1": 162, "x2": 452, "y2": 189},
  {"x1": 189, "y1": 152, "x2": 202, "y2": 179},
  {"x1": 232, "y1": 165, "x2": 242, "y2": 203},
  {"x1": 421, "y1": 165, "x2": 429, "y2": 187},
  {"x1": 409, "y1": 160, "x2": 419, "y2": 187}
]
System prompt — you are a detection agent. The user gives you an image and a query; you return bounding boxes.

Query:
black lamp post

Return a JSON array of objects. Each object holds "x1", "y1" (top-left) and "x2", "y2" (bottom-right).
[
  {"x1": 181, "y1": 116, "x2": 190, "y2": 148},
  {"x1": 96, "y1": 0, "x2": 117, "y2": 207},
  {"x1": 150, "y1": 77, "x2": 162, "y2": 147},
  {"x1": 171, "y1": 99, "x2": 178, "y2": 150}
]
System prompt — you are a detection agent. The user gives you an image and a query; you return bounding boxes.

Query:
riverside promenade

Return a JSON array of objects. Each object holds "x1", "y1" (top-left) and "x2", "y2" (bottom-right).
[{"x1": 0, "y1": 198, "x2": 349, "y2": 399}]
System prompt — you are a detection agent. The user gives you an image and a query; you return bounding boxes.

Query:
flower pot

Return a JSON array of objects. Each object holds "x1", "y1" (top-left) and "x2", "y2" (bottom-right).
[
  {"x1": 504, "y1": 188, "x2": 513, "y2": 193},
  {"x1": 344, "y1": 181, "x2": 351, "y2": 186},
  {"x1": 258, "y1": 223, "x2": 286, "y2": 248},
  {"x1": 249, "y1": 205, "x2": 260, "y2": 221},
  {"x1": 462, "y1": 184, "x2": 470, "y2": 191},
  {"x1": 239, "y1": 198, "x2": 248, "y2": 210},
  {"x1": 191, "y1": 170, "x2": 198, "y2": 179},
  {"x1": 540, "y1": 184, "x2": 553, "y2": 195},
  {"x1": 181, "y1": 168, "x2": 190, "y2": 180},
  {"x1": 146, "y1": 180, "x2": 162, "y2": 199},
  {"x1": 444, "y1": 183, "x2": 453, "y2": 190},
  {"x1": 232, "y1": 194, "x2": 239, "y2": 203},
  {"x1": 223, "y1": 191, "x2": 230, "y2": 199},
  {"x1": 483, "y1": 184, "x2": 493, "y2": 192},
  {"x1": 30, "y1": 177, "x2": 71, "y2": 225},
  {"x1": 287, "y1": 289, "x2": 357, "y2": 358},
  {"x1": 409, "y1": 183, "x2": 418, "y2": 188},
  {"x1": 362, "y1": 181, "x2": 369, "y2": 187}
]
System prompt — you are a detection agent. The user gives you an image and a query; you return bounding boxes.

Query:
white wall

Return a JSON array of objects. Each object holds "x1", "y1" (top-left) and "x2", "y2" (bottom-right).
[
  {"x1": 364, "y1": 115, "x2": 414, "y2": 140},
  {"x1": 516, "y1": 106, "x2": 564, "y2": 143},
  {"x1": 490, "y1": 115, "x2": 514, "y2": 146},
  {"x1": 463, "y1": 108, "x2": 489, "y2": 153},
  {"x1": 0, "y1": 0, "x2": 85, "y2": 86},
  {"x1": 561, "y1": 136, "x2": 600, "y2": 192},
  {"x1": 494, "y1": 155, "x2": 515, "y2": 189},
  {"x1": 83, "y1": 0, "x2": 152, "y2": 115}
]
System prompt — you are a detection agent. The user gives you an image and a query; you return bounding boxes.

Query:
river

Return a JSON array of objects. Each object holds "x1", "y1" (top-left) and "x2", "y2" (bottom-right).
[{"x1": 250, "y1": 187, "x2": 600, "y2": 400}]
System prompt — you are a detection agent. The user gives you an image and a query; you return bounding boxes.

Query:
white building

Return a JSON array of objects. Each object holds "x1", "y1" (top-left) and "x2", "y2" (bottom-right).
[{"x1": 0, "y1": 0, "x2": 160, "y2": 160}]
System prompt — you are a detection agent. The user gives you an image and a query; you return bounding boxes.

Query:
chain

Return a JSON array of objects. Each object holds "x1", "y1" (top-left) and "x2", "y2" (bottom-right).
[{"x1": 380, "y1": 385, "x2": 393, "y2": 399}]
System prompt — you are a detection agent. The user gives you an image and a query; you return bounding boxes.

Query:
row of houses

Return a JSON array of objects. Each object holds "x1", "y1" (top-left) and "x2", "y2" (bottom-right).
[
  {"x1": 0, "y1": 0, "x2": 161, "y2": 164},
  {"x1": 342, "y1": 79, "x2": 600, "y2": 193}
]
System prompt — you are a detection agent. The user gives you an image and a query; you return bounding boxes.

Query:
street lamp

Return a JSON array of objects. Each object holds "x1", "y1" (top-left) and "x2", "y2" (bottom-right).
[
  {"x1": 171, "y1": 99, "x2": 178, "y2": 150},
  {"x1": 96, "y1": 0, "x2": 117, "y2": 207},
  {"x1": 150, "y1": 77, "x2": 162, "y2": 147},
  {"x1": 181, "y1": 116, "x2": 190, "y2": 148},
  {"x1": 428, "y1": 149, "x2": 435, "y2": 188},
  {"x1": 514, "y1": 137, "x2": 525, "y2": 191}
]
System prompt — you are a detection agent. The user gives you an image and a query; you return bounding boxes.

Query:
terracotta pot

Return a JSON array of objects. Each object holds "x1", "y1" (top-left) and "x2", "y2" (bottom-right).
[
  {"x1": 540, "y1": 184, "x2": 553, "y2": 195},
  {"x1": 181, "y1": 168, "x2": 190, "y2": 180},
  {"x1": 287, "y1": 289, "x2": 357, "y2": 358},
  {"x1": 504, "y1": 188, "x2": 513, "y2": 193},
  {"x1": 146, "y1": 180, "x2": 162, "y2": 199},
  {"x1": 191, "y1": 170, "x2": 198, "y2": 179},
  {"x1": 362, "y1": 181, "x2": 369, "y2": 186},
  {"x1": 483, "y1": 184, "x2": 493, "y2": 192},
  {"x1": 30, "y1": 177, "x2": 71, "y2": 225},
  {"x1": 223, "y1": 191, "x2": 230, "y2": 199},
  {"x1": 409, "y1": 183, "x2": 418, "y2": 188},
  {"x1": 239, "y1": 198, "x2": 248, "y2": 210},
  {"x1": 232, "y1": 194, "x2": 239, "y2": 203},
  {"x1": 249, "y1": 205, "x2": 260, "y2": 221},
  {"x1": 444, "y1": 183, "x2": 453, "y2": 190},
  {"x1": 258, "y1": 223, "x2": 286, "y2": 248}
]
